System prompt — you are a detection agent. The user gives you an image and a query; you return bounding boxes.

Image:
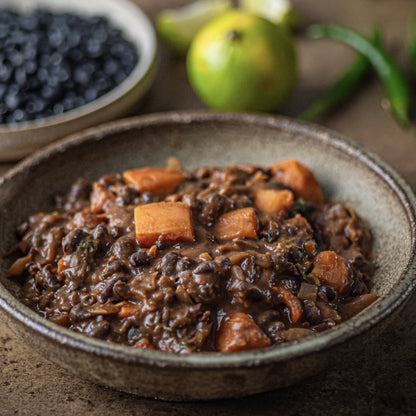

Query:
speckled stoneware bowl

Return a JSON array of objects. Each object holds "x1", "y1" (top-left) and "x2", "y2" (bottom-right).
[
  {"x1": 1, "y1": 112, "x2": 415, "y2": 400},
  {"x1": 0, "y1": 0, "x2": 157, "y2": 161}
]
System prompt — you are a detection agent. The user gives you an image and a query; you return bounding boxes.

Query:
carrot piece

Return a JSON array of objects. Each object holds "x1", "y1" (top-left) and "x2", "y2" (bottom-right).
[
  {"x1": 215, "y1": 207, "x2": 258, "y2": 241},
  {"x1": 57, "y1": 257, "x2": 66, "y2": 275},
  {"x1": 271, "y1": 159, "x2": 324, "y2": 204},
  {"x1": 7, "y1": 255, "x2": 32, "y2": 277},
  {"x1": 311, "y1": 250, "x2": 350, "y2": 294},
  {"x1": 216, "y1": 312, "x2": 271, "y2": 353},
  {"x1": 254, "y1": 188, "x2": 294, "y2": 215},
  {"x1": 134, "y1": 202, "x2": 194, "y2": 247},
  {"x1": 90, "y1": 182, "x2": 115, "y2": 214},
  {"x1": 273, "y1": 287, "x2": 303, "y2": 323},
  {"x1": 123, "y1": 167, "x2": 185, "y2": 196}
]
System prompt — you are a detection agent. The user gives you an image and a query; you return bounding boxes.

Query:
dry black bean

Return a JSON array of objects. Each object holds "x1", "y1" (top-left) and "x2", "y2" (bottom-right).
[{"x1": 0, "y1": 9, "x2": 138, "y2": 124}]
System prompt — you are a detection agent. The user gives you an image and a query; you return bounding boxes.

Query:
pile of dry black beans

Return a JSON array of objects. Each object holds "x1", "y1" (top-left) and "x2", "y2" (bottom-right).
[{"x1": 0, "y1": 9, "x2": 139, "y2": 124}]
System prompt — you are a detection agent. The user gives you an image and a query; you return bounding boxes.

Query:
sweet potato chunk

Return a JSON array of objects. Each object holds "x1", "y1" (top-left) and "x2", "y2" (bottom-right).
[
  {"x1": 123, "y1": 167, "x2": 185, "y2": 196},
  {"x1": 311, "y1": 250, "x2": 350, "y2": 294},
  {"x1": 216, "y1": 312, "x2": 271, "y2": 353},
  {"x1": 271, "y1": 159, "x2": 323, "y2": 204},
  {"x1": 215, "y1": 208, "x2": 258, "y2": 241},
  {"x1": 134, "y1": 202, "x2": 194, "y2": 247},
  {"x1": 254, "y1": 188, "x2": 294, "y2": 215}
]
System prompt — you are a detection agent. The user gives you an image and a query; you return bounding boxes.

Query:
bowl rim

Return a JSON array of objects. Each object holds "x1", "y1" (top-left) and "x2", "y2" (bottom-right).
[
  {"x1": 1, "y1": 111, "x2": 416, "y2": 369},
  {"x1": 0, "y1": 0, "x2": 158, "y2": 133}
]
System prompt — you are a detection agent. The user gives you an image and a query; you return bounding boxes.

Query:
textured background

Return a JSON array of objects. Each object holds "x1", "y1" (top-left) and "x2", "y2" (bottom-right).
[{"x1": 1, "y1": 0, "x2": 416, "y2": 414}]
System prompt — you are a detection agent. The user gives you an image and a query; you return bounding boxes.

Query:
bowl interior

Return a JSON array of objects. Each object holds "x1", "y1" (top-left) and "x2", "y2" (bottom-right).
[{"x1": 0, "y1": 112, "x2": 415, "y2": 366}]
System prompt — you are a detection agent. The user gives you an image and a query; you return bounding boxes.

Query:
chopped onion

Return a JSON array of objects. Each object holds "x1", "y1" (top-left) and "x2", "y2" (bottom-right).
[
  {"x1": 297, "y1": 282, "x2": 318, "y2": 302},
  {"x1": 338, "y1": 293, "x2": 378, "y2": 319}
]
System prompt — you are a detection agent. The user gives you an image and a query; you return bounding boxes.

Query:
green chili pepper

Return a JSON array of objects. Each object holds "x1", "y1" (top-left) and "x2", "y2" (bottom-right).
[
  {"x1": 300, "y1": 26, "x2": 381, "y2": 122},
  {"x1": 307, "y1": 24, "x2": 412, "y2": 128},
  {"x1": 408, "y1": 14, "x2": 416, "y2": 77}
]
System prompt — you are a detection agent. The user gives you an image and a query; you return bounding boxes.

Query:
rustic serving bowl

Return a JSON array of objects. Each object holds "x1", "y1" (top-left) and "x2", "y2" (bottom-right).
[
  {"x1": 0, "y1": 0, "x2": 157, "y2": 161},
  {"x1": 0, "y1": 112, "x2": 415, "y2": 400}
]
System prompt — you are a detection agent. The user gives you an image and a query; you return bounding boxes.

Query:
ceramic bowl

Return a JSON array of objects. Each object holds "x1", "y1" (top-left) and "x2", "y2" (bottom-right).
[
  {"x1": 0, "y1": 112, "x2": 415, "y2": 400},
  {"x1": 0, "y1": 0, "x2": 158, "y2": 161}
]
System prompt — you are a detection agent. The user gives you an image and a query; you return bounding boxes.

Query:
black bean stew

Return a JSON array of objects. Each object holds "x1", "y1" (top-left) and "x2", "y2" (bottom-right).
[{"x1": 7, "y1": 159, "x2": 376, "y2": 353}]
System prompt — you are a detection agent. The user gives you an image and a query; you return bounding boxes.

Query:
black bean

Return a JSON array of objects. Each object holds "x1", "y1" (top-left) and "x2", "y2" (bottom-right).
[
  {"x1": 176, "y1": 257, "x2": 195, "y2": 271},
  {"x1": 349, "y1": 280, "x2": 367, "y2": 297},
  {"x1": 100, "y1": 274, "x2": 127, "y2": 302},
  {"x1": 318, "y1": 285, "x2": 337, "y2": 302},
  {"x1": 156, "y1": 240, "x2": 169, "y2": 251},
  {"x1": 312, "y1": 319, "x2": 336, "y2": 332},
  {"x1": 303, "y1": 300, "x2": 321, "y2": 324},
  {"x1": 160, "y1": 252, "x2": 179, "y2": 275},
  {"x1": 62, "y1": 229, "x2": 89, "y2": 254},
  {"x1": 193, "y1": 261, "x2": 216, "y2": 275},
  {"x1": 67, "y1": 177, "x2": 91, "y2": 203},
  {"x1": 130, "y1": 250, "x2": 150, "y2": 267},
  {"x1": 105, "y1": 259, "x2": 127, "y2": 275},
  {"x1": 68, "y1": 303, "x2": 92, "y2": 323},
  {"x1": 85, "y1": 320, "x2": 110, "y2": 339}
]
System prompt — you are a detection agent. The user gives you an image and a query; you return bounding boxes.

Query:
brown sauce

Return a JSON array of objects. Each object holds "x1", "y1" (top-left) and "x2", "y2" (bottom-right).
[{"x1": 7, "y1": 159, "x2": 376, "y2": 353}]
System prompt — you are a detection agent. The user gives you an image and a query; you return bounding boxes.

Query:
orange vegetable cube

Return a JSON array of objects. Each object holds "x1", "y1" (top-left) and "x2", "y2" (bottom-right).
[
  {"x1": 271, "y1": 159, "x2": 324, "y2": 204},
  {"x1": 123, "y1": 167, "x2": 185, "y2": 196},
  {"x1": 254, "y1": 188, "x2": 294, "y2": 215},
  {"x1": 134, "y1": 202, "x2": 194, "y2": 247},
  {"x1": 311, "y1": 250, "x2": 350, "y2": 294},
  {"x1": 216, "y1": 312, "x2": 271, "y2": 353},
  {"x1": 214, "y1": 207, "x2": 258, "y2": 241}
]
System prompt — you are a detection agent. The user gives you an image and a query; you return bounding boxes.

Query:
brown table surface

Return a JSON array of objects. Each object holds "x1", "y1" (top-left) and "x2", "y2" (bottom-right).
[{"x1": 1, "y1": 1, "x2": 416, "y2": 414}]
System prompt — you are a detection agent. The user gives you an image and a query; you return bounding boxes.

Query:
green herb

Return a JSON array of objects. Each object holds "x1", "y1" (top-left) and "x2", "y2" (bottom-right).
[
  {"x1": 295, "y1": 263, "x2": 306, "y2": 279},
  {"x1": 64, "y1": 270, "x2": 72, "y2": 281},
  {"x1": 308, "y1": 24, "x2": 412, "y2": 128},
  {"x1": 308, "y1": 273, "x2": 321, "y2": 286},
  {"x1": 79, "y1": 238, "x2": 96, "y2": 253}
]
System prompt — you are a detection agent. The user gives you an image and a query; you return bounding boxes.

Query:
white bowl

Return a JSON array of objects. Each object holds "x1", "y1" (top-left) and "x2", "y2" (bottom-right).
[{"x1": 0, "y1": 0, "x2": 158, "y2": 161}]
